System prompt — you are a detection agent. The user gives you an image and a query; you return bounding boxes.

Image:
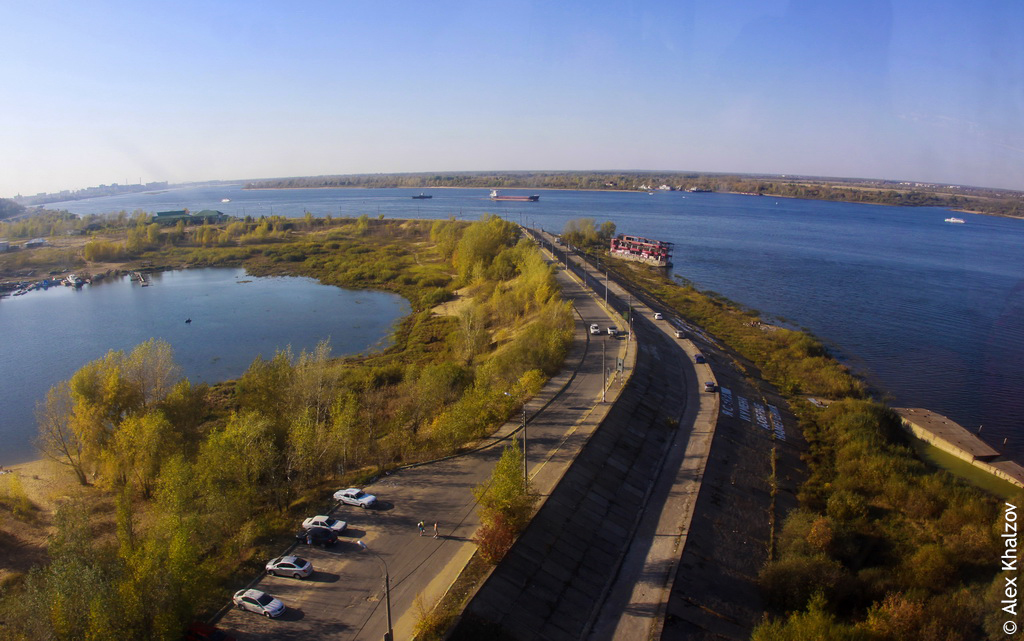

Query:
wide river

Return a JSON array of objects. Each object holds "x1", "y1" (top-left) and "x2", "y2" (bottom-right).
[
  {"x1": 37, "y1": 185, "x2": 1024, "y2": 459},
  {"x1": 0, "y1": 268, "x2": 409, "y2": 465}
]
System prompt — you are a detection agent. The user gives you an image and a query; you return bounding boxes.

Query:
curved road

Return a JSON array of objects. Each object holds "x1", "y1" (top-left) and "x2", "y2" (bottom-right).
[{"x1": 220, "y1": 238, "x2": 632, "y2": 641}]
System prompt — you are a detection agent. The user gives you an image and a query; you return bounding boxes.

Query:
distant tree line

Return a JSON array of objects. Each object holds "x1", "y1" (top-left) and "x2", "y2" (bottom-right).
[
  {"x1": 245, "y1": 172, "x2": 1024, "y2": 218},
  {"x1": 0, "y1": 197, "x2": 26, "y2": 221}
]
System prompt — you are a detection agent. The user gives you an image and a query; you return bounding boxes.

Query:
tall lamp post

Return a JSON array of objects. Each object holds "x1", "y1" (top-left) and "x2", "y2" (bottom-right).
[
  {"x1": 506, "y1": 392, "x2": 528, "y2": 483},
  {"x1": 522, "y1": 406, "x2": 527, "y2": 483},
  {"x1": 357, "y1": 541, "x2": 393, "y2": 641}
]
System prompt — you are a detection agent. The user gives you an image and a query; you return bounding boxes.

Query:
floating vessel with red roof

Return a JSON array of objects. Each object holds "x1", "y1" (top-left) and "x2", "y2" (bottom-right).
[{"x1": 609, "y1": 234, "x2": 673, "y2": 268}]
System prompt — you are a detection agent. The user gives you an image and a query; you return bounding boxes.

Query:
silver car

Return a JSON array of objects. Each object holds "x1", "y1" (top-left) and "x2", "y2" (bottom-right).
[
  {"x1": 302, "y1": 515, "x2": 348, "y2": 531},
  {"x1": 265, "y1": 556, "x2": 313, "y2": 579},
  {"x1": 334, "y1": 487, "x2": 378, "y2": 508},
  {"x1": 233, "y1": 589, "x2": 285, "y2": 618}
]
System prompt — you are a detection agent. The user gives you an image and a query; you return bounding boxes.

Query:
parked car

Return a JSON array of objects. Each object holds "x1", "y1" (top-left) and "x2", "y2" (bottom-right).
[
  {"x1": 265, "y1": 555, "x2": 313, "y2": 579},
  {"x1": 302, "y1": 515, "x2": 347, "y2": 532},
  {"x1": 607, "y1": 326, "x2": 618, "y2": 336},
  {"x1": 589, "y1": 323, "x2": 601, "y2": 335},
  {"x1": 653, "y1": 312, "x2": 663, "y2": 320},
  {"x1": 185, "y1": 622, "x2": 236, "y2": 641},
  {"x1": 296, "y1": 526, "x2": 338, "y2": 547},
  {"x1": 694, "y1": 353, "x2": 706, "y2": 364},
  {"x1": 334, "y1": 487, "x2": 377, "y2": 508},
  {"x1": 232, "y1": 589, "x2": 285, "y2": 618},
  {"x1": 704, "y1": 381, "x2": 717, "y2": 393}
]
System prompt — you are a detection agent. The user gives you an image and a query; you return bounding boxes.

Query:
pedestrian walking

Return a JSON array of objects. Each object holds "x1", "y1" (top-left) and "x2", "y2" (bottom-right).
[
  {"x1": 417, "y1": 521, "x2": 425, "y2": 536},
  {"x1": 433, "y1": 522, "x2": 439, "y2": 539}
]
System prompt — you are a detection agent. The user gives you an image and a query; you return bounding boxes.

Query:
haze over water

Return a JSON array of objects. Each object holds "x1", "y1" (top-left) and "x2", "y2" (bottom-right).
[{"x1": 44, "y1": 185, "x2": 1024, "y2": 457}]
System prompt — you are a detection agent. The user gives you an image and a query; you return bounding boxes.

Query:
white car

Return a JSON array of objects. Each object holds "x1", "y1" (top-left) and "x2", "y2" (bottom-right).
[
  {"x1": 233, "y1": 589, "x2": 285, "y2": 618},
  {"x1": 589, "y1": 323, "x2": 601, "y2": 335},
  {"x1": 653, "y1": 312, "x2": 663, "y2": 320},
  {"x1": 334, "y1": 487, "x2": 378, "y2": 508},
  {"x1": 265, "y1": 555, "x2": 313, "y2": 579},
  {"x1": 607, "y1": 326, "x2": 618, "y2": 336},
  {"x1": 302, "y1": 515, "x2": 347, "y2": 532}
]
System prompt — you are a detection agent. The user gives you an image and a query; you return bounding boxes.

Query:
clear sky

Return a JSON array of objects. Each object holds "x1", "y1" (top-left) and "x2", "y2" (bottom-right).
[{"x1": 2, "y1": 0, "x2": 1022, "y2": 197}]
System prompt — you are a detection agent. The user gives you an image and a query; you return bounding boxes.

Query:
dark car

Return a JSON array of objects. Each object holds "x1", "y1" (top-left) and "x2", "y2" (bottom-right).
[
  {"x1": 185, "y1": 622, "x2": 236, "y2": 641},
  {"x1": 296, "y1": 526, "x2": 338, "y2": 547},
  {"x1": 694, "y1": 353, "x2": 706, "y2": 364}
]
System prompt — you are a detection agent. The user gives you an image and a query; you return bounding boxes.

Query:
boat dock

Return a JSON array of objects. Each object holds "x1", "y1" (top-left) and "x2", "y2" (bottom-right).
[{"x1": 895, "y1": 407, "x2": 1024, "y2": 488}]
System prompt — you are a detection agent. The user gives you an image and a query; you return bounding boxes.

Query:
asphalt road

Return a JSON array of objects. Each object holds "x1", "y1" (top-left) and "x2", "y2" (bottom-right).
[{"x1": 219, "y1": 243, "x2": 626, "y2": 641}]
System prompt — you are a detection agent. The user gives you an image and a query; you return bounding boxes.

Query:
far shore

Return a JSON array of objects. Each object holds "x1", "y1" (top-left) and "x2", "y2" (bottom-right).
[{"x1": 239, "y1": 184, "x2": 1020, "y2": 219}]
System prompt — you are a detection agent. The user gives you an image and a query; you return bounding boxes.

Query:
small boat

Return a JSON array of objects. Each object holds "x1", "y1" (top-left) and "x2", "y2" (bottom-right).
[
  {"x1": 411, "y1": 193, "x2": 432, "y2": 199},
  {"x1": 221, "y1": 198, "x2": 231, "y2": 203},
  {"x1": 185, "y1": 318, "x2": 192, "y2": 324},
  {"x1": 945, "y1": 217, "x2": 966, "y2": 224}
]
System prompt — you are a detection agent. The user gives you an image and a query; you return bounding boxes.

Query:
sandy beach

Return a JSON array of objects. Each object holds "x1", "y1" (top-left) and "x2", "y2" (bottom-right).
[{"x1": 0, "y1": 457, "x2": 88, "y2": 584}]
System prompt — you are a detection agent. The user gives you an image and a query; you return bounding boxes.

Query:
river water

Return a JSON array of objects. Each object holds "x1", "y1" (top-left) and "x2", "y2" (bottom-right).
[
  {"x1": 44, "y1": 185, "x2": 1024, "y2": 457},
  {"x1": 0, "y1": 268, "x2": 409, "y2": 465}
]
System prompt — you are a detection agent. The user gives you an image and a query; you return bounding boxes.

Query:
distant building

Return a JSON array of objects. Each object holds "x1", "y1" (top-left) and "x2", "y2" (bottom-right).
[
  {"x1": 24, "y1": 237, "x2": 48, "y2": 249},
  {"x1": 0, "y1": 239, "x2": 9, "y2": 252},
  {"x1": 154, "y1": 209, "x2": 231, "y2": 225},
  {"x1": 193, "y1": 210, "x2": 232, "y2": 224}
]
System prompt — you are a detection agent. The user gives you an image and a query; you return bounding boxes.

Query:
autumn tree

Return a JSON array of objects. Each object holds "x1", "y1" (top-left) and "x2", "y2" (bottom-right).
[
  {"x1": 35, "y1": 381, "x2": 88, "y2": 485},
  {"x1": 473, "y1": 440, "x2": 535, "y2": 563}
]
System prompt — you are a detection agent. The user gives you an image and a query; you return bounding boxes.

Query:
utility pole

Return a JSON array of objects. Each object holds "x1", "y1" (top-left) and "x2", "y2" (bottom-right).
[
  {"x1": 522, "y1": 406, "x2": 527, "y2": 483},
  {"x1": 602, "y1": 339, "x2": 607, "y2": 403},
  {"x1": 628, "y1": 294, "x2": 632, "y2": 342},
  {"x1": 357, "y1": 541, "x2": 393, "y2": 641},
  {"x1": 605, "y1": 266, "x2": 609, "y2": 307}
]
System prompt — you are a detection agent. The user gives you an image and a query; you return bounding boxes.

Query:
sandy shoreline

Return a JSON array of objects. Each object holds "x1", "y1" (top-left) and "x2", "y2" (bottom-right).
[
  {"x1": 0, "y1": 457, "x2": 86, "y2": 582},
  {"x1": 2, "y1": 457, "x2": 82, "y2": 513}
]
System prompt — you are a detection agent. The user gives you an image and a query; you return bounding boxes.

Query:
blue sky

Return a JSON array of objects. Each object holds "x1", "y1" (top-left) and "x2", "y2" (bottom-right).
[{"x1": 2, "y1": 0, "x2": 1022, "y2": 197}]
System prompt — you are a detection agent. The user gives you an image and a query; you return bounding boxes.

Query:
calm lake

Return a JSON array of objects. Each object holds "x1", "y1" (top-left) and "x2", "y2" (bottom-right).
[
  {"x1": 47, "y1": 185, "x2": 1024, "y2": 458},
  {"x1": 0, "y1": 268, "x2": 409, "y2": 465}
]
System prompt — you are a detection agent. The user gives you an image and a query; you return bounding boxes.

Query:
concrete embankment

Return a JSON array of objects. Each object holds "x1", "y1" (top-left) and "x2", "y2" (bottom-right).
[
  {"x1": 895, "y1": 407, "x2": 1024, "y2": 489},
  {"x1": 451, "y1": 318, "x2": 686, "y2": 640}
]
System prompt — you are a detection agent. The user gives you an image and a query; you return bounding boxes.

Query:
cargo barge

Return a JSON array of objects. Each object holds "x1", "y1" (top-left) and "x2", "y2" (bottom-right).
[
  {"x1": 609, "y1": 234, "x2": 673, "y2": 268},
  {"x1": 490, "y1": 190, "x2": 539, "y2": 202}
]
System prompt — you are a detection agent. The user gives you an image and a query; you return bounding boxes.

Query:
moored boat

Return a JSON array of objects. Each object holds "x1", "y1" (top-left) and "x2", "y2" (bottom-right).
[
  {"x1": 411, "y1": 193, "x2": 432, "y2": 199},
  {"x1": 945, "y1": 217, "x2": 966, "y2": 224},
  {"x1": 609, "y1": 234, "x2": 674, "y2": 268}
]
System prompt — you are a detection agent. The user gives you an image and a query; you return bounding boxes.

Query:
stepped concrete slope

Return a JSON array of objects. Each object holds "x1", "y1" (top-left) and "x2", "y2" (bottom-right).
[{"x1": 453, "y1": 324, "x2": 687, "y2": 640}]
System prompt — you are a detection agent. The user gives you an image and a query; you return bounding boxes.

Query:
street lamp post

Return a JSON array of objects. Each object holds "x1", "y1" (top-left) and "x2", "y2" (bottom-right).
[
  {"x1": 522, "y1": 406, "x2": 527, "y2": 483},
  {"x1": 357, "y1": 541, "x2": 393, "y2": 641},
  {"x1": 605, "y1": 266, "x2": 609, "y2": 306}
]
